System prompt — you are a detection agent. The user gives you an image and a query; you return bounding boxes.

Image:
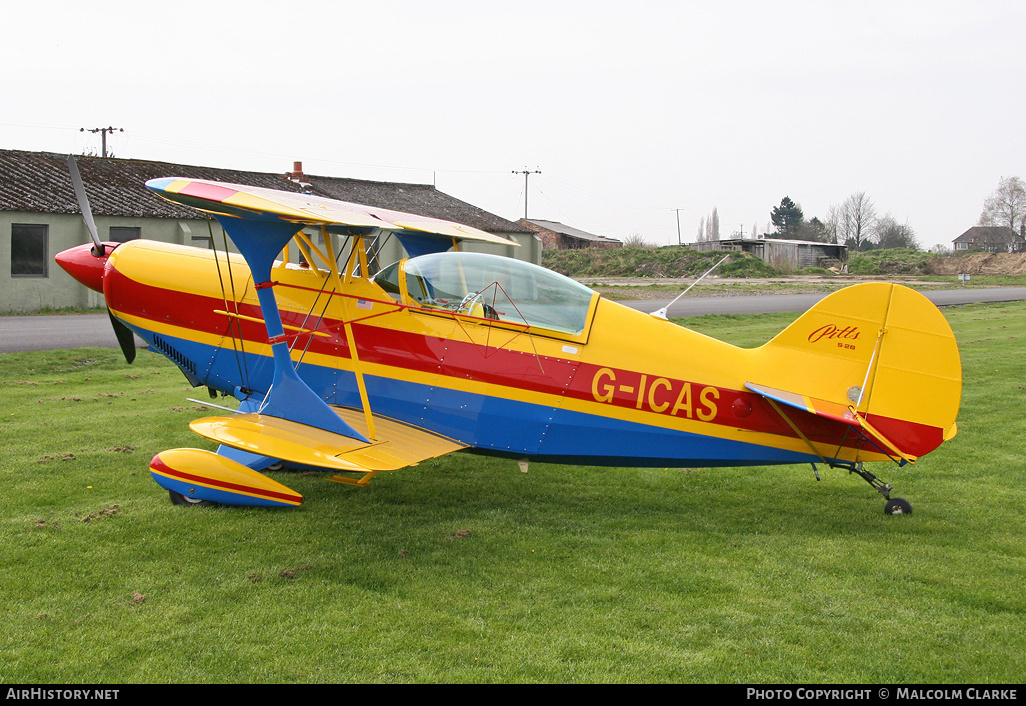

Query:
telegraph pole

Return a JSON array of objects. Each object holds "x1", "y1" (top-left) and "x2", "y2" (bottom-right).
[
  {"x1": 80, "y1": 126, "x2": 123, "y2": 158},
  {"x1": 512, "y1": 169, "x2": 541, "y2": 219},
  {"x1": 672, "y1": 208, "x2": 685, "y2": 246}
]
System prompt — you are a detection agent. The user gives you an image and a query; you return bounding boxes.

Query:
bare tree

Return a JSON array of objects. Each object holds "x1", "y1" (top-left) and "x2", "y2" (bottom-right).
[
  {"x1": 835, "y1": 192, "x2": 877, "y2": 251},
  {"x1": 825, "y1": 204, "x2": 843, "y2": 244},
  {"x1": 979, "y1": 176, "x2": 1026, "y2": 233},
  {"x1": 622, "y1": 232, "x2": 649, "y2": 248},
  {"x1": 875, "y1": 214, "x2": 919, "y2": 250}
]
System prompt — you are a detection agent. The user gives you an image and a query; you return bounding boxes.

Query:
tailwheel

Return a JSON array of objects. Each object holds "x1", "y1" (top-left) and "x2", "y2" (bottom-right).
[
  {"x1": 884, "y1": 497, "x2": 913, "y2": 515},
  {"x1": 844, "y1": 462, "x2": 912, "y2": 515},
  {"x1": 168, "y1": 489, "x2": 218, "y2": 507}
]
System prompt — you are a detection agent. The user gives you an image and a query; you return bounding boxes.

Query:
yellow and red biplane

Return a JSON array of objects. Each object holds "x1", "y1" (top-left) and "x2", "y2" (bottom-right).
[{"x1": 55, "y1": 168, "x2": 961, "y2": 515}]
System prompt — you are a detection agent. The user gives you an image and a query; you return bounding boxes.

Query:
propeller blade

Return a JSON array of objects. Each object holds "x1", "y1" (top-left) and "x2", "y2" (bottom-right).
[
  {"x1": 108, "y1": 308, "x2": 137, "y2": 364},
  {"x1": 65, "y1": 157, "x2": 131, "y2": 362},
  {"x1": 66, "y1": 155, "x2": 102, "y2": 256}
]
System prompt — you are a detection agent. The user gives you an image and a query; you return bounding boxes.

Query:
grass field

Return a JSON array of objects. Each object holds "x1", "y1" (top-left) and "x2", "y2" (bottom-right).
[{"x1": 1, "y1": 302, "x2": 1024, "y2": 683}]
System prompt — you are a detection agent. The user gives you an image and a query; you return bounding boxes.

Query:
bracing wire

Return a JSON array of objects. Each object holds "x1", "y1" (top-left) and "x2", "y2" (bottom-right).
[{"x1": 208, "y1": 218, "x2": 249, "y2": 393}]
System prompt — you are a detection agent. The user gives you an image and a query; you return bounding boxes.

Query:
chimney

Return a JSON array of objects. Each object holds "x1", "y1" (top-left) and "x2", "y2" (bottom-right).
[{"x1": 288, "y1": 161, "x2": 305, "y2": 182}]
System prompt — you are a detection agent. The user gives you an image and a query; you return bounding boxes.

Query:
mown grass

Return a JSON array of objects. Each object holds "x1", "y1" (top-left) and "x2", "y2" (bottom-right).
[
  {"x1": 1, "y1": 306, "x2": 108, "y2": 317},
  {"x1": 1, "y1": 303, "x2": 1024, "y2": 683},
  {"x1": 920, "y1": 274, "x2": 1026, "y2": 287}
]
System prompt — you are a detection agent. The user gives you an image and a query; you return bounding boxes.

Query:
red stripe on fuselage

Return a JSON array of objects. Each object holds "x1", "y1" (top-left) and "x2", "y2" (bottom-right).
[{"x1": 110, "y1": 267, "x2": 941, "y2": 457}]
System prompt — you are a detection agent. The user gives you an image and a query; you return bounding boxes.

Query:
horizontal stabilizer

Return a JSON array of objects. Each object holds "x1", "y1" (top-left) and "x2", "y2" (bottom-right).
[
  {"x1": 744, "y1": 382, "x2": 859, "y2": 425},
  {"x1": 190, "y1": 409, "x2": 465, "y2": 473},
  {"x1": 745, "y1": 382, "x2": 916, "y2": 463}
]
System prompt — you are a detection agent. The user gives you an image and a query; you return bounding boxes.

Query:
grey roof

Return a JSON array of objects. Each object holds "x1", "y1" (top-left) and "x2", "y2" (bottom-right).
[
  {"x1": 0, "y1": 149, "x2": 530, "y2": 234},
  {"x1": 522, "y1": 218, "x2": 621, "y2": 244},
  {"x1": 703, "y1": 237, "x2": 847, "y2": 248},
  {"x1": 0, "y1": 149, "x2": 303, "y2": 220},
  {"x1": 953, "y1": 226, "x2": 1021, "y2": 243},
  {"x1": 308, "y1": 175, "x2": 531, "y2": 234}
]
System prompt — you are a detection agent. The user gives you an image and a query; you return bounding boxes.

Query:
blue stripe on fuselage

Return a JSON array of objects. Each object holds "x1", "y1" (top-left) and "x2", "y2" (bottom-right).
[{"x1": 129, "y1": 325, "x2": 816, "y2": 468}]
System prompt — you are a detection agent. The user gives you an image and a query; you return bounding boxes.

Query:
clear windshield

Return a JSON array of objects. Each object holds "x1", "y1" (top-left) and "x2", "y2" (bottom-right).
[{"x1": 386, "y1": 252, "x2": 595, "y2": 335}]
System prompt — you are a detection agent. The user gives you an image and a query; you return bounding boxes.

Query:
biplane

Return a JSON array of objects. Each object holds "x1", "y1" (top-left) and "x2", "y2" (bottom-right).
[{"x1": 55, "y1": 162, "x2": 961, "y2": 515}]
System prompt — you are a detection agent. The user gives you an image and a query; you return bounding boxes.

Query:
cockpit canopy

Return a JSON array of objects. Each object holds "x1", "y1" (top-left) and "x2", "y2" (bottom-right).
[{"x1": 374, "y1": 252, "x2": 596, "y2": 336}]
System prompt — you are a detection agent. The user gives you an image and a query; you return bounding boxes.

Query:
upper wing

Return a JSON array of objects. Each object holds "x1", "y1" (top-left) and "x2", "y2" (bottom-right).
[{"x1": 145, "y1": 177, "x2": 519, "y2": 247}]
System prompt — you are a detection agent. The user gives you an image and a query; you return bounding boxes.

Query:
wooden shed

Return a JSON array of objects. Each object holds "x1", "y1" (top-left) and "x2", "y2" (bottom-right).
[{"x1": 691, "y1": 237, "x2": 847, "y2": 270}]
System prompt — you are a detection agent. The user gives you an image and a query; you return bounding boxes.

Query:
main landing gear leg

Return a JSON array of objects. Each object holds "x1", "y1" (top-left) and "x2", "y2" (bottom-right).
[{"x1": 848, "y1": 463, "x2": 913, "y2": 515}]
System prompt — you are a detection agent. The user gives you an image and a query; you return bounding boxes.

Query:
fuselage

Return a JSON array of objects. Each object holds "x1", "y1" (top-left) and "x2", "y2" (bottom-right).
[{"x1": 79, "y1": 239, "x2": 909, "y2": 468}]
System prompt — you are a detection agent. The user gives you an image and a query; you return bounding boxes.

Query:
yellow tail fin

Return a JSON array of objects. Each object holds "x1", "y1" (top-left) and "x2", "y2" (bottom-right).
[{"x1": 750, "y1": 283, "x2": 961, "y2": 458}]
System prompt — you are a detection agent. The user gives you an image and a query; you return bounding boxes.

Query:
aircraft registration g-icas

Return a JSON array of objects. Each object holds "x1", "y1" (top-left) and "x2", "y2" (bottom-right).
[{"x1": 55, "y1": 160, "x2": 961, "y2": 515}]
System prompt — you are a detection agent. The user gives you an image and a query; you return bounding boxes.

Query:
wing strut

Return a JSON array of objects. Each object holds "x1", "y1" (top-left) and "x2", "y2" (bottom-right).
[{"x1": 321, "y1": 226, "x2": 377, "y2": 440}]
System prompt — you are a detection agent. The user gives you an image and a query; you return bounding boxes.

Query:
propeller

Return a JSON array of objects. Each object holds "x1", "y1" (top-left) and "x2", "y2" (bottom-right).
[
  {"x1": 65, "y1": 154, "x2": 137, "y2": 363},
  {"x1": 66, "y1": 155, "x2": 103, "y2": 256}
]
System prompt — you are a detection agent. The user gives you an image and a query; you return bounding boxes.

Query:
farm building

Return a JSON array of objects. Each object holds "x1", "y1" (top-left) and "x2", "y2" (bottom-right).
[
  {"x1": 519, "y1": 219, "x2": 622, "y2": 250},
  {"x1": 691, "y1": 237, "x2": 847, "y2": 270},
  {"x1": 952, "y1": 226, "x2": 1025, "y2": 253}
]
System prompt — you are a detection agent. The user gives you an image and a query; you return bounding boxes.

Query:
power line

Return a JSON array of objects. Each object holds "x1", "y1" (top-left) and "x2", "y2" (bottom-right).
[{"x1": 538, "y1": 173, "x2": 668, "y2": 212}]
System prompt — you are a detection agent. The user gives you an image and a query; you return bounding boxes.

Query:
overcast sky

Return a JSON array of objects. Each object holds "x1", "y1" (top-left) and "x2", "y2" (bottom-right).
[{"x1": 3, "y1": 0, "x2": 1023, "y2": 250}]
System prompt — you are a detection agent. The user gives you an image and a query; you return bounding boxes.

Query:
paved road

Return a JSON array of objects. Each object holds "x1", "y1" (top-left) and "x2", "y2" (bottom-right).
[
  {"x1": 618, "y1": 286, "x2": 1026, "y2": 318},
  {"x1": 0, "y1": 313, "x2": 147, "y2": 354},
  {"x1": 3, "y1": 287, "x2": 1026, "y2": 353}
]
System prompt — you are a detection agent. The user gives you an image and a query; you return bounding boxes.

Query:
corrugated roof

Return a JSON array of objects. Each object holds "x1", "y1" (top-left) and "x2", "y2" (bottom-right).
[
  {"x1": 522, "y1": 219, "x2": 621, "y2": 244},
  {"x1": 705, "y1": 237, "x2": 847, "y2": 248},
  {"x1": 0, "y1": 149, "x2": 530, "y2": 234}
]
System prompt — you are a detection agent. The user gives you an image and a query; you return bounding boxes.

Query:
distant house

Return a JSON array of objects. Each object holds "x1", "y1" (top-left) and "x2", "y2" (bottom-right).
[
  {"x1": 1, "y1": 149, "x2": 536, "y2": 313},
  {"x1": 952, "y1": 226, "x2": 1025, "y2": 253},
  {"x1": 691, "y1": 237, "x2": 847, "y2": 270},
  {"x1": 518, "y1": 219, "x2": 622, "y2": 250}
]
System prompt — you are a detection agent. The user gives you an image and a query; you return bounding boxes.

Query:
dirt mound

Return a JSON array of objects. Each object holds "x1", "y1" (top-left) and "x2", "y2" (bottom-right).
[{"x1": 927, "y1": 253, "x2": 1026, "y2": 275}]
